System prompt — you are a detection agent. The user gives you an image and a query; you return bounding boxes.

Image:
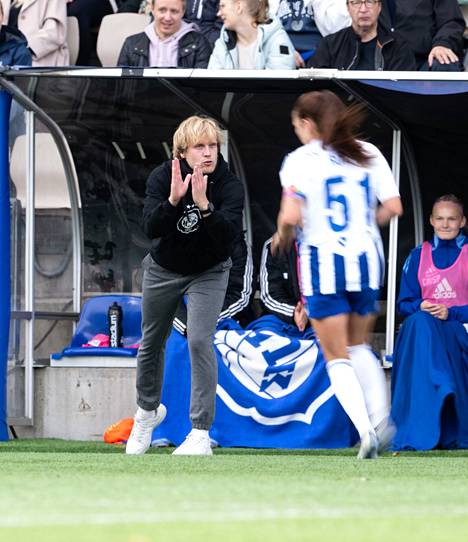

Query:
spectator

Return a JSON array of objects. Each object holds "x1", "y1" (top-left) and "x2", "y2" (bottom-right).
[
  {"x1": 391, "y1": 194, "x2": 468, "y2": 450},
  {"x1": 307, "y1": 0, "x2": 415, "y2": 70},
  {"x1": 0, "y1": 0, "x2": 69, "y2": 66},
  {"x1": 185, "y1": 0, "x2": 222, "y2": 48},
  {"x1": 208, "y1": 0, "x2": 295, "y2": 69},
  {"x1": 173, "y1": 231, "x2": 254, "y2": 335},
  {"x1": 117, "y1": 0, "x2": 223, "y2": 47},
  {"x1": 270, "y1": 0, "x2": 350, "y2": 67},
  {"x1": 379, "y1": 0, "x2": 465, "y2": 71},
  {"x1": 0, "y1": 0, "x2": 31, "y2": 66},
  {"x1": 260, "y1": 237, "x2": 309, "y2": 331},
  {"x1": 66, "y1": 0, "x2": 113, "y2": 65},
  {"x1": 117, "y1": 0, "x2": 212, "y2": 68}
]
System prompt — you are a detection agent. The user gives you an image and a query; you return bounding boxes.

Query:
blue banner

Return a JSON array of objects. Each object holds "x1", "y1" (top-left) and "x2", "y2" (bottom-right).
[
  {"x1": 153, "y1": 316, "x2": 357, "y2": 449},
  {"x1": 0, "y1": 90, "x2": 11, "y2": 441}
]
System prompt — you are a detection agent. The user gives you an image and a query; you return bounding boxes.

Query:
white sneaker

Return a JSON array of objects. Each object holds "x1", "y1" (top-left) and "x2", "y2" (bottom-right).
[
  {"x1": 126, "y1": 404, "x2": 167, "y2": 455},
  {"x1": 357, "y1": 430, "x2": 378, "y2": 460},
  {"x1": 172, "y1": 429, "x2": 213, "y2": 456}
]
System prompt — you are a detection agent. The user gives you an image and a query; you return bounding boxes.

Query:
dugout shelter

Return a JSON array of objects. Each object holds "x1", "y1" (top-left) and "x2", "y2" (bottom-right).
[{"x1": 0, "y1": 68, "x2": 467, "y2": 438}]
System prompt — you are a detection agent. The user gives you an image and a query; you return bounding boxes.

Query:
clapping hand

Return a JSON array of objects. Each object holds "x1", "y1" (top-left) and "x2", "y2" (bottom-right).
[
  {"x1": 191, "y1": 163, "x2": 209, "y2": 210},
  {"x1": 168, "y1": 159, "x2": 191, "y2": 206}
]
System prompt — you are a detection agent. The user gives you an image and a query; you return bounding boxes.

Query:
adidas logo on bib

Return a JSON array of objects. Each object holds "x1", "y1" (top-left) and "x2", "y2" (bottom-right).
[{"x1": 434, "y1": 278, "x2": 456, "y2": 300}]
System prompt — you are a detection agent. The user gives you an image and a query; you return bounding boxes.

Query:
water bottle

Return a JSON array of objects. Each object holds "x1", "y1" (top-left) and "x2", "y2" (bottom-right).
[{"x1": 108, "y1": 302, "x2": 123, "y2": 348}]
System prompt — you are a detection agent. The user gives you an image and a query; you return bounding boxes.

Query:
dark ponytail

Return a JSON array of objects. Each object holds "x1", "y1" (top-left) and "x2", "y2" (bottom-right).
[{"x1": 292, "y1": 90, "x2": 371, "y2": 167}]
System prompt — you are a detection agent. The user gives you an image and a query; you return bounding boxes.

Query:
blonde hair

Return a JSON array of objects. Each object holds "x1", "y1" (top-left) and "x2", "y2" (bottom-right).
[
  {"x1": 173, "y1": 116, "x2": 224, "y2": 158},
  {"x1": 244, "y1": 0, "x2": 270, "y2": 25}
]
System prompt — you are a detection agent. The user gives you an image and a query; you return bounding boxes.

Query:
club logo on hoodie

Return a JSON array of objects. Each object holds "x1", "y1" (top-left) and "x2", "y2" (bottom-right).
[{"x1": 177, "y1": 204, "x2": 201, "y2": 234}]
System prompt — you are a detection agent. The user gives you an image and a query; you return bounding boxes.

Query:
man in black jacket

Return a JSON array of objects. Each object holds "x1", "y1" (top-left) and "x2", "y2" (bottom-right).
[
  {"x1": 126, "y1": 115, "x2": 244, "y2": 456},
  {"x1": 379, "y1": 0, "x2": 465, "y2": 71},
  {"x1": 117, "y1": 0, "x2": 212, "y2": 67},
  {"x1": 307, "y1": 0, "x2": 415, "y2": 70}
]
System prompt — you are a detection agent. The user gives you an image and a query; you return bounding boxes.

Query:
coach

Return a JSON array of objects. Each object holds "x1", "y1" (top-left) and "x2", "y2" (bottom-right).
[{"x1": 126, "y1": 115, "x2": 244, "y2": 457}]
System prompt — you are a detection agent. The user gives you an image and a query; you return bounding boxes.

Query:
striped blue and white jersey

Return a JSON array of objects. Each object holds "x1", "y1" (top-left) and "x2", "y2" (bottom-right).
[{"x1": 279, "y1": 139, "x2": 399, "y2": 295}]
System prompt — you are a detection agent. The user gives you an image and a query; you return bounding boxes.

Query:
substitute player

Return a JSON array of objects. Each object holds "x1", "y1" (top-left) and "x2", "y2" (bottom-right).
[{"x1": 272, "y1": 90, "x2": 403, "y2": 458}]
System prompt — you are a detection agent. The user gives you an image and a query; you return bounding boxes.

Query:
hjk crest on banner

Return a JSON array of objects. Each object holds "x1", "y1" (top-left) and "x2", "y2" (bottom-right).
[
  {"x1": 214, "y1": 329, "x2": 319, "y2": 399},
  {"x1": 152, "y1": 317, "x2": 358, "y2": 449}
]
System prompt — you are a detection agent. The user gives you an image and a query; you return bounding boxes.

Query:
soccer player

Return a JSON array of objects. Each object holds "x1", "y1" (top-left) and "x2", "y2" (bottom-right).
[{"x1": 273, "y1": 90, "x2": 402, "y2": 458}]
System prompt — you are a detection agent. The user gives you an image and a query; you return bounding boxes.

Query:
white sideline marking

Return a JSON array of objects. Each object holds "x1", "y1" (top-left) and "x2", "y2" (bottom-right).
[{"x1": 2, "y1": 505, "x2": 468, "y2": 528}]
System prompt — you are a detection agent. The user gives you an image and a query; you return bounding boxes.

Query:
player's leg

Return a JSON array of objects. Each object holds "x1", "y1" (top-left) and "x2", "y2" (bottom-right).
[
  {"x1": 347, "y1": 296, "x2": 394, "y2": 451},
  {"x1": 311, "y1": 311, "x2": 377, "y2": 458}
]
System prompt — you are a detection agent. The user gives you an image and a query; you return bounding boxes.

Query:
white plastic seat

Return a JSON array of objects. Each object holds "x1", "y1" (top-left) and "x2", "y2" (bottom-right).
[
  {"x1": 10, "y1": 133, "x2": 71, "y2": 209},
  {"x1": 96, "y1": 13, "x2": 151, "y2": 67},
  {"x1": 66, "y1": 16, "x2": 80, "y2": 66}
]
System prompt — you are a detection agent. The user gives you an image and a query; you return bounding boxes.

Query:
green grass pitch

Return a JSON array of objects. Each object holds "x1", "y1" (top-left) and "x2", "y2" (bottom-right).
[{"x1": 1, "y1": 440, "x2": 467, "y2": 542}]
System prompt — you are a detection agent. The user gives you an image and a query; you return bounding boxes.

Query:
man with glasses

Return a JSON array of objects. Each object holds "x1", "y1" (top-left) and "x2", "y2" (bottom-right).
[{"x1": 307, "y1": 0, "x2": 415, "y2": 70}]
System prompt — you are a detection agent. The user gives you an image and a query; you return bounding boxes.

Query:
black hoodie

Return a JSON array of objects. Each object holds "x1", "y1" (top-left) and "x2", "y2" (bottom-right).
[{"x1": 142, "y1": 155, "x2": 244, "y2": 275}]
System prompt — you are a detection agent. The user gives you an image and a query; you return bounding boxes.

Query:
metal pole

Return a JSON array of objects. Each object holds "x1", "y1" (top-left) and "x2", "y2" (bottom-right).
[
  {"x1": 24, "y1": 111, "x2": 35, "y2": 421},
  {"x1": 385, "y1": 129, "x2": 401, "y2": 360},
  {"x1": 0, "y1": 77, "x2": 82, "y2": 319}
]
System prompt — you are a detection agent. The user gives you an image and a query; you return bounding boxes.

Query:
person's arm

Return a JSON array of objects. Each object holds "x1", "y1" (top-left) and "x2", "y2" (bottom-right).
[
  {"x1": 193, "y1": 33, "x2": 213, "y2": 68},
  {"x1": 429, "y1": 0, "x2": 465, "y2": 63},
  {"x1": 385, "y1": 40, "x2": 417, "y2": 71},
  {"x1": 207, "y1": 36, "x2": 226, "y2": 69},
  {"x1": 264, "y1": 29, "x2": 295, "y2": 70},
  {"x1": 199, "y1": 172, "x2": 245, "y2": 256},
  {"x1": 25, "y1": 0, "x2": 67, "y2": 61},
  {"x1": 13, "y1": 42, "x2": 33, "y2": 66},
  {"x1": 272, "y1": 150, "x2": 306, "y2": 254},
  {"x1": 306, "y1": 35, "x2": 332, "y2": 68},
  {"x1": 260, "y1": 238, "x2": 296, "y2": 324},
  {"x1": 142, "y1": 161, "x2": 188, "y2": 239},
  {"x1": 397, "y1": 248, "x2": 424, "y2": 317},
  {"x1": 369, "y1": 145, "x2": 403, "y2": 225},
  {"x1": 117, "y1": 36, "x2": 131, "y2": 66},
  {"x1": 271, "y1": 193, "x2": 303, "y2": 254},
  {"x1": 218, "y1": 233, "x2": 253, "y2": 321},
  {"x1": 376, "y1": 196, "x2": 403, "y2": 226},
  {"x1": 310, "y1": 0, "x2": 351, "y2": 36},
  {"x1": 447, "y1": 305, "x2": 468, "y2": 323}
]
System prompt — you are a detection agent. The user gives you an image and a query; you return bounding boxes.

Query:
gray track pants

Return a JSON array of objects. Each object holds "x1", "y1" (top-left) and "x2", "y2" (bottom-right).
[{"x1": 136, "y1": 254, "x2": 231, "y2": 430}]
